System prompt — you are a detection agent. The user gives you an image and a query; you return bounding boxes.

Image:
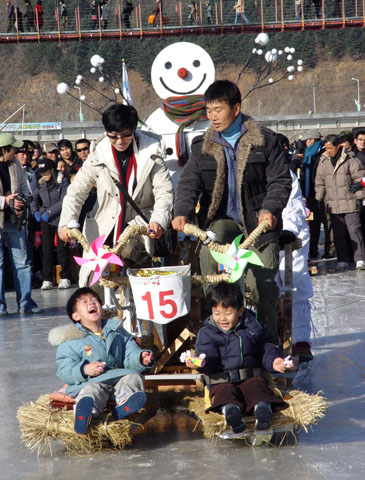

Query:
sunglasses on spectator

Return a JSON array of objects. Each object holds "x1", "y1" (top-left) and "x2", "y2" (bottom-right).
[
  {"x1": 76, "y1": 147, "x2": 89, "y2": 152},
  {"x1": 107, "y1": 132, "x2": 134, "y2": 141}
]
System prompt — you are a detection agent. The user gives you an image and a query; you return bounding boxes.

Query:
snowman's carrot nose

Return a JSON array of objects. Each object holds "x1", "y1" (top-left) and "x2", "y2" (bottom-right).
[{"x1": 177, "y1": 68, "x2": 188, "y2": 79}]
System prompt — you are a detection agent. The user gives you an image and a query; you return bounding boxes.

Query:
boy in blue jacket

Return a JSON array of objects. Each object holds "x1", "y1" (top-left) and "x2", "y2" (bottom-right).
[
  {"x1": 186, "y1": 282, "x2": 288, "y2": 433},
  {"x1": 49, "y1": 287, "x2": 154, "y2": 434}
]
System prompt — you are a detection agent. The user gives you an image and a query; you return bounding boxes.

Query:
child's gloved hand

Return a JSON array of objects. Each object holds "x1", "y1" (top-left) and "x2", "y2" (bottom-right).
[
  {"x1": 84, "y1": 361, "x2": 106, "y2": 377},
  {"x1": 34, "y1": 211, "x2": 41, "y2": 222},
  {"x1": 141, "y1": 351, "x2": 154, "y2": 366}
]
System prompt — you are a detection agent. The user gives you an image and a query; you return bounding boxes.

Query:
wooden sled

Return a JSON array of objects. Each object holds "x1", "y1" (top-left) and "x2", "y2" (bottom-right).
[{"x1": 17, "y1": 386, "x2": 326, "y2": 455}]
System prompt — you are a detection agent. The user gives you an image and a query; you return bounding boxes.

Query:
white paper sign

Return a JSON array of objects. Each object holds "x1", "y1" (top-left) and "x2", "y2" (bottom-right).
[{"x1": 127, "y1": 265, "x2": 190, "y2": 324}]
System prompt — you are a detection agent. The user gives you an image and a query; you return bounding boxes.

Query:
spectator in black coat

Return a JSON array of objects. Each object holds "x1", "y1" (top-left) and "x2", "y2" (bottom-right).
[{"x1": 30, "y1": 158, "x2": 72, "y2": 291}]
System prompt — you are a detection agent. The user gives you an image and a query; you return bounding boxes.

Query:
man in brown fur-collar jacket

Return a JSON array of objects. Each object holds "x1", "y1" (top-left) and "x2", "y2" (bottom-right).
[{"x1": 172, "y1": 81, "x2": 291, "y2": 337}]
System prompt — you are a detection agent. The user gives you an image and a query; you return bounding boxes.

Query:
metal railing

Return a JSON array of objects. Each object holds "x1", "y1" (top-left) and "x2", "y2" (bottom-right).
[{"x1": 1, "y1": 1, "x2": 364, "y2": 40}]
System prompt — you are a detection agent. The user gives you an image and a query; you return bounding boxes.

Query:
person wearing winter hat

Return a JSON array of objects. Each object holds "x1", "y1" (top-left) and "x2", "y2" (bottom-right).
[
  {"x1": 30, "y1": 157, "x2": 72, "y2": 291},
  {"x1": 0, "y1": 133, "x2": 41, "y2": 315}
]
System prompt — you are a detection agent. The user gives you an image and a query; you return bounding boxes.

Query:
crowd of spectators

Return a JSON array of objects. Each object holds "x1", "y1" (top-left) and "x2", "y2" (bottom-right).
[
  {"x1": 279, "y1": 127, "x2": 365, "y2": 271},
  {"x1": 0, "y1": 134, "x2": 93, "y2": 316}
]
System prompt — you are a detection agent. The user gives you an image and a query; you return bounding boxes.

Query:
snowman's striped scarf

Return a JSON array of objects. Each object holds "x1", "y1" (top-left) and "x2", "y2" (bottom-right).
[{"x1": 161, "y1": 95, "x2": 207, "y2": 166}]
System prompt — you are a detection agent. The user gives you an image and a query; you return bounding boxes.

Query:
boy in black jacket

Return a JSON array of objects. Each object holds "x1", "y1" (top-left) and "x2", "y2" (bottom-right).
[{"x1": 185, "y1": 282, "x2": 288, "y2": 433}]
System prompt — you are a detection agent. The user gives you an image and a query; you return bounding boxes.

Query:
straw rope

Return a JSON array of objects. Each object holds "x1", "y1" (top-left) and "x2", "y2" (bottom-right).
[
  {"x1": 183, "y1": 221, "x2": 270, "y2": 253},
  {"x1": 68, "y1": 224, "x2": 149, "y2": 255}
]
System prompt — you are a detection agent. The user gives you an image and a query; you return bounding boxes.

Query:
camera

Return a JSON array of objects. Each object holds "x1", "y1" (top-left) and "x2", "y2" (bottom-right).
[{"x1": 9, "y1": 193, "x2": 33, "y2": 231}]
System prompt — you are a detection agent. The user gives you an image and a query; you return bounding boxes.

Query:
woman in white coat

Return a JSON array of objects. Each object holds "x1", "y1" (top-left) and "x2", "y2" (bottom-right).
[
  {"x1": 276, "y1": 170, "x2": 314, "y2": 362},
  {"x1": 58, "y1": 104, "x2": 174, "y2": 284}
]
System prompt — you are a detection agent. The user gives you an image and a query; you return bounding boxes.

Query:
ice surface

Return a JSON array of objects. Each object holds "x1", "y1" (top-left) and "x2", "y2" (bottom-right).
[{"x1": 1, "y1": 267, "x2": 365, "y2": 479}]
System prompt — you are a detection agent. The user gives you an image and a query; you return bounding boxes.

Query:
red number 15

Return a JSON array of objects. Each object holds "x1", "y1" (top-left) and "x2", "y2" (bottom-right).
[{"x1": 141, "y1": 290, "x2": 178, "y2": 320}]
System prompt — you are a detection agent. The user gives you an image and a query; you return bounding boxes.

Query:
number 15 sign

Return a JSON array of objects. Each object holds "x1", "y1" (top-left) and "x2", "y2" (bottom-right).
[{"x1": 127, "y1": 265, "x2": 191, "y2": 324}]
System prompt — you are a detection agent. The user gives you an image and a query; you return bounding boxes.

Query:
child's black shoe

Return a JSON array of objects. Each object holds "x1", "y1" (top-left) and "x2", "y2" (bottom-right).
[
  {"x1": 223, "y1": 404, "x2": 246, "y2": 434},
  {"x1": 74, "y1": 396, "x2": 94, "y2": 434},
  {"x1": 254, "y1": 401, "x2": 272, "y2": 431},
  {"x1": 112, "y1": 391, "x2": 147, "y2": 420}
]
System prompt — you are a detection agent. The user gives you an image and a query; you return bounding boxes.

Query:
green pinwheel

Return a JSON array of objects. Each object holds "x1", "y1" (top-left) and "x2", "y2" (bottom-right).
[{"x1": 210, "y1": 234, "x2": 264, "y2": 283}]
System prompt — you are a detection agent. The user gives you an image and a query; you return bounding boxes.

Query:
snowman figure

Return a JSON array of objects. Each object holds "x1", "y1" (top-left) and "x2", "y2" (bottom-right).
[{"x1": 144, "y1": 42, "x2": 215, "y2": 189}]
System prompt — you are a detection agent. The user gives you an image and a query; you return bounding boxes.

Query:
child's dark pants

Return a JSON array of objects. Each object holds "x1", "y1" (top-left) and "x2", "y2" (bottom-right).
[{"x1": 208, "y1": 377, "x2": 287, "y2": 414}]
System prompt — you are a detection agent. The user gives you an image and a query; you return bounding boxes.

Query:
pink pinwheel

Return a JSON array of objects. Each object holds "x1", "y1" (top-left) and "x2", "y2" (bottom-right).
[{"x1": 73, "y1": 235, "x2": 124, "y2": 286}]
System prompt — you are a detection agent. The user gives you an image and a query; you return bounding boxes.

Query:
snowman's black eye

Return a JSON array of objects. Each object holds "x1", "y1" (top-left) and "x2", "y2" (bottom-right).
[
  {"x1": 165, "y1": 62, "x2": 172, "y2": 69},
  {"x1": 193, "y1": 60, "x2": 200, "y2": 68}
]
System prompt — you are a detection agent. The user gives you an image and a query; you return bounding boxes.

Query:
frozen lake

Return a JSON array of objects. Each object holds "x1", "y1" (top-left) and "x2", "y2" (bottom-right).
[{"x1": 1, "y1": 264, "x2": 364, "y2": 480}]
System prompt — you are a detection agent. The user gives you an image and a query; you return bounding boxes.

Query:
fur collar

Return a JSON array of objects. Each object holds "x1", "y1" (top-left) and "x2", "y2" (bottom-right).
[
  {"x1": 48, "y1": 318, "x2": 123, "y2": 346},
  {"x1": 48, "y1": 324, "x2": 87, "y2": 346},
  {"x1": 201, "y1": 115, "x2": 264, "y2": 227}
]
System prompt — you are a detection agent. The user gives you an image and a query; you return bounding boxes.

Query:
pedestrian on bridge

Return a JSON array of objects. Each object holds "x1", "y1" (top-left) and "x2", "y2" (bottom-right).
[
  {"x1": 59, "y1": 0, "x2": 70, "y2": 30},
  {"x1": 101, "y1": 0, "x2": 109, "y2": 29},
  {"x1": 24, "y1": 0, "x2": 35, "y2": 31},
  {"x1": 6, "y1": 1, "x2": 15, "y2": 33},
  {"x1": 34, "y1": 0, "x2": 43, "y2": 30},
  {"x1": 332, "y1": 0, "x2": 342, "y2": 17},
  {"x1": 122, "y1": 0, "x2": 133, "y2": 29},
  {"x1": 233, "y1": 0, "x2": 249, "y2": 24}
]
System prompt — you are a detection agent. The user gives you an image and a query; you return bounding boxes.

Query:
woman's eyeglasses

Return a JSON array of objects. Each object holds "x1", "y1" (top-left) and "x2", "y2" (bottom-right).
[{"x1": 107, "y1": 132, "x2": 134, "y2": 141}]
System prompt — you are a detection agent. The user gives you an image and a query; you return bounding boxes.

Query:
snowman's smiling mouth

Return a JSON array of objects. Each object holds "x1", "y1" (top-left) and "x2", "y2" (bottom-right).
[{"x1": 159, "y1": 74, "x2": 207, "y2": 95}]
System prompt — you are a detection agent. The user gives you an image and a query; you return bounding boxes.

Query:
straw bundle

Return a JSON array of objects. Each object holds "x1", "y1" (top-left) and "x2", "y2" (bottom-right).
[
  {"x1": 184, "y1": 389, "x2": 327, "y2": 440},
  {"x1": 17, "y1": 395, "x2": 134, "y2": 456}
]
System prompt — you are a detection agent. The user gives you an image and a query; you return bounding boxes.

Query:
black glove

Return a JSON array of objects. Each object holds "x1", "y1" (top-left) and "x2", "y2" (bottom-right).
[
  {"x1": 356, "y1": 199, "x2": 363, "y2": 211},
  {"x1": 278, "y1": 230, "x2": 297, "y2": 249},
  {"x1": 349, "y1": 182, "x2": 363, "y2": 194}
]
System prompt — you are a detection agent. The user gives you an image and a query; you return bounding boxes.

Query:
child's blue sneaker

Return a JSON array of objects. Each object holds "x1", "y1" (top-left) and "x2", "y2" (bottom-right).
[
  {"x1": 222, "y1": 403, "x2": 246, "y2": 434},
  {"x1": 112, "y1": 391, "x2": 147, "y2": 420},
  {"x1": 254, "y1": 401, "x2": 272, "y2": 431},
  {"x1": 74, "y1": 396, "x2": 94, "y2": 434}
]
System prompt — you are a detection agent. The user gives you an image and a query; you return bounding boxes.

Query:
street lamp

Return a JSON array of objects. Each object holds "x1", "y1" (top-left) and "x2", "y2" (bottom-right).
[
  {"x1": 73, "y1": 86, "x2": 84, "y2": 122},
  {"x1": 352, "y1": 78, "x2": 360, "y2": 112}
]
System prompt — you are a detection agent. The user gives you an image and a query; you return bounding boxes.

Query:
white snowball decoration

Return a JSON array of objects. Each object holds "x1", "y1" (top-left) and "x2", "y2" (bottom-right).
[
  {"x1": 99, "y1": 77, "x2": 104, "y2": 83},
  {"x1": 75, "y1": 78, "x2": 81, "y2": 85},
  {"x1": 99, "y1": 57, "x2": 105, "y2": 64},
  {"x1": 285, "y1": 47, "x2": 290, "y2": 53},
  {"x1": 255, "y1": 32, "x2": 269, "y2": 46},
  {"x1": 80, "y1": 95, "x2": 86, "y2": 101},
  {"x1": 288, "y1": 75, "x2": 294, "y2": 81},
  {"x1": 287, "y1": 66, "x2": 295, "y2": 73},
  {"x1": 287, "y1": 55, "x2": 293, "y2": 61},
  {"x1": 252, "y1": 48, "x2": 257, "y2": 54},
  {"x1": 56, "y1": 83, "x2": 69, "y2": 94},
  {"x1": 90, "y1": 67, "x2": 96, "y2": 73},
  {"x1": 297, "y1": 66, "x2": 303, "y2": 72},
  {"x1": 265, "y1": 50, "x2": 277, "y2": 63},
  {"x1": 290, "y1": 47, "x2": 295, "y2": 54},
  {"x1": 115, "y1": 88, "x2": 120, "y2": 94},
  {"x1": 265, "y1": 51, "x2": 273, "y2": 63},
  {"x1": 269, "y1": 78, "x2": 274, "y2": 83},
  {"x1": 278, "y1": 50, "x2": 283, "y2": 55},
  {"x1": 257, "y1": 49, "x2": 263, "y2": 55},
  {"x1": 90, "y1": 54, "x2": 102, "y2": 67},
  {"x1": 297, "y1": 59, "x2": 303, "y2": 66},
  {"x1": 271, "y1": 48, "x2": 277, "y2": 54}
]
